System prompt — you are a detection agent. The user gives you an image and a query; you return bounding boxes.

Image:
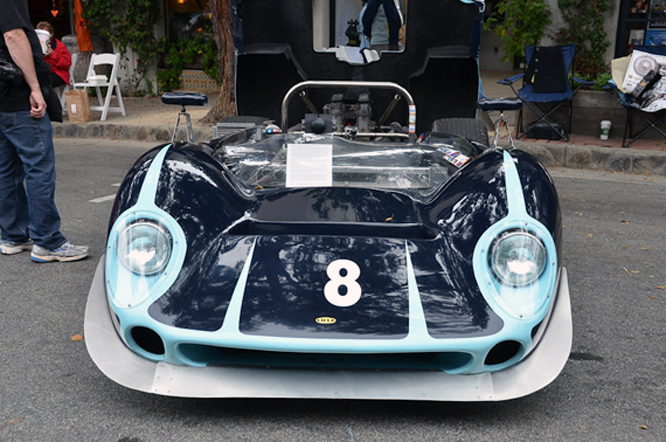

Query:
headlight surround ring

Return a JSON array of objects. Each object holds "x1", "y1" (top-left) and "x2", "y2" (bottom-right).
[
  {"x1": 106, "y1": 207, "x2": 187, "y2": 311},
  {"x1": 473, "y1": 219, "x2": 558, "y2": 322}
]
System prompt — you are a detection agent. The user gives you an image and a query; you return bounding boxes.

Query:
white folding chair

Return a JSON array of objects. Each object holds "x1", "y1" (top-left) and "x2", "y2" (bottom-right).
[
  {"x1": 59, "y1": 52, "x2": 77, "y2": 114},
  {"x1": 73, "y1": 53, "x2": 126, "y2": 121}
]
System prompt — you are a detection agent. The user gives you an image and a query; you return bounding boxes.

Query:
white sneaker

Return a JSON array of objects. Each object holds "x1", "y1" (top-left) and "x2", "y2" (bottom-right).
[
  {"x1": 31, "y1": 242, "x2": 90, "y2": 263},
  {"x1": 0, "y1": 240, "x2": 33, "y2": 255}
]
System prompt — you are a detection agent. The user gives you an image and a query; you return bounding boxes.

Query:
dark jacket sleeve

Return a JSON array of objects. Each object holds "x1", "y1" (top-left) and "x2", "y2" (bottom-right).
[
  {"x1": 362, "y1": 0, "x2": 381, "y2": 38},
  {"x1": 383, "y1": 0, "x2": 403, "y2": 44}
]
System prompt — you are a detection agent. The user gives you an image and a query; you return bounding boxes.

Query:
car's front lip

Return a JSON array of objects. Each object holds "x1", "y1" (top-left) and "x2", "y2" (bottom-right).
[{"x1": 84, "y1": 256, "x2": 572, "y2": 400}]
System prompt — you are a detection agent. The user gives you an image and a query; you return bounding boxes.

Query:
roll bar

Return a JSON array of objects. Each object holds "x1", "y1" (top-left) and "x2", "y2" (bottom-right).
[{"x1": 280, "y1": 80, "x2": 417, "y2": 143}]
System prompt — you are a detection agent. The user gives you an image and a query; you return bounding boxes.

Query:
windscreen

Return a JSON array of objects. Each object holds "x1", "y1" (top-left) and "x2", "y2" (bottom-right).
[{"x1": 217, "y1": 134, "x2": 473, "y2": 200}]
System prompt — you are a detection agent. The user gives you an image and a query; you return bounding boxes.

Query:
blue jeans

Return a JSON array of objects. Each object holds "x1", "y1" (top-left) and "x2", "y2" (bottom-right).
[{"x1": 0, "y1": 111, "x2": 66, "y2": 249}]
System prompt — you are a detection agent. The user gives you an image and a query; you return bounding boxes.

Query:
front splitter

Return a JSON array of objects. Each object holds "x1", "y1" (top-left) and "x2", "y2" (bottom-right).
[{"x1": 84, "y1": 256, "x2": 572, "y2": 400}]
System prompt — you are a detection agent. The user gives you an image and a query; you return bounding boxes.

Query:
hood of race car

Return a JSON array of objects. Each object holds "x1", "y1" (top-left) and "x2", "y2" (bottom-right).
[
  {"x1": 145, "y1": 234, "x2": 503, "y2": 340},
  {"x1": 107, "y1": 145, "x2": 560, "y2": 365},
  {"x1": 120, "y1": 147, "x2": 517, "y2": 341}
]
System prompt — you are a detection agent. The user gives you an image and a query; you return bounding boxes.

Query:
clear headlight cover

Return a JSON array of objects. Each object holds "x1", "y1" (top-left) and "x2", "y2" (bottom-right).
[
  {"x1": 491, "y1": 231, "x2": 546, "y2": 286},
  {"x1": 118, "y1": 222, "x2": 172, "y2": 275}
]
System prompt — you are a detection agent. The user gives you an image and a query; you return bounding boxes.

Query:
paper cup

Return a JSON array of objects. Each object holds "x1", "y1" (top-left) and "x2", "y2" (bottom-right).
[
  {"x1": 35, "y1": 29, "x2": 50, "y2": 54},
  {"x1": 600, "y1": 120, "x2": 611, "y2": 140}
]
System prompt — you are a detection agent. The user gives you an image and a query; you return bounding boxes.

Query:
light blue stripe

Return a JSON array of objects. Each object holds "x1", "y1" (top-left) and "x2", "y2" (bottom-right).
[
  {"x1": 502, "y1": 150, "x2": 528, "y2": 216},
  {"x1": 137, "y1": 145, "x2": 172, "y2": 207},
  {"x1": 405, "y1": 241, "x2": 429, "y2": 336},
  {"x1": 219, "y1": 238, "x2": 257, "y2": 334}
]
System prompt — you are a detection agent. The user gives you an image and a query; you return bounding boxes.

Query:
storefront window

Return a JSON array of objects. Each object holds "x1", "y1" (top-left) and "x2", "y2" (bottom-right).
[
  {"x1": 28, "y1": 0, "x2": 71, "y2": 39},
  {"x1": 618, "y1": 0, "x2": 666, "y2": 56},
  {"x1": 164, "y1": 0, "x2": 213, "y2": 69},
  {"x1": 166, "y1": 0, "x2": 212, "y2": 41}
]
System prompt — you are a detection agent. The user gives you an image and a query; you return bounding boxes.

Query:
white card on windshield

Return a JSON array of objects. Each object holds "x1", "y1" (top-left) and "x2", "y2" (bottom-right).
[{"x1": 286, "y1": 144, "x2": 333, "y2": 188}]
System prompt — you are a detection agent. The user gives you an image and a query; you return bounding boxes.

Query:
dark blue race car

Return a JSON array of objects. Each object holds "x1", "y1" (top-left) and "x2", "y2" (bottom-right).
[{"x1": 84, "y1": 0, "x2": 571, "y2": 400}]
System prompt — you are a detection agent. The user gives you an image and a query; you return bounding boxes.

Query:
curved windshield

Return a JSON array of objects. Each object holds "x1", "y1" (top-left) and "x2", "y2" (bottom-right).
[{"x1": 217, "y1": 134, "x2": 471, "y2": 200}]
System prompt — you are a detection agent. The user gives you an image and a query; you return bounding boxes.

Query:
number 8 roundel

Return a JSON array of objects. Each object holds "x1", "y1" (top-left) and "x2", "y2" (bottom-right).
[{"x1": 324, "y1": 259, "x2": 362, "y2": 307}]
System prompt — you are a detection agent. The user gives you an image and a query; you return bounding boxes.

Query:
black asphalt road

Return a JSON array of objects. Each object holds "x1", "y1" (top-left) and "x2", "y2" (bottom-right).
[{"x1": 0, "y1": 139, "x2": 664, "y2": 442}]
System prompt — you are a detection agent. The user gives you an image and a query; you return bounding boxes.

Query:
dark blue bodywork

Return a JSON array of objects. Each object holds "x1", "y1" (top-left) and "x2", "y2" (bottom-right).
[{"x1": 109, "y1": 140, "x2": 560, "y2": 342}]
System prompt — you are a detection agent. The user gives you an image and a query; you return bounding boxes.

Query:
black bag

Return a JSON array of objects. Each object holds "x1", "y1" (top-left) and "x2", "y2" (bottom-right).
[
  {"x1": 0, "y1": 54, "x2": 62, "y2": 122},
  {"x1": 0, "y1": 56, "x2": 24, "y2": 84},
  {"x1": 34, "y1": 55, "x2": 63, "y2": 123},
  {"x1": 525, "y1": 46, "x2": 568, "y2": 94},
  {"x1": 0, "y1": 56, "x2": 24, "y2": 97},
  {"x1": 43, "y1": 84, "x2": 63, "y2": 123}
]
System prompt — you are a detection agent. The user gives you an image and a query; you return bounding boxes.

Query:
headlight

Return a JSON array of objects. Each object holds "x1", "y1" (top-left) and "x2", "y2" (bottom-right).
[
  {"x1": 118, "y1": 221, "x2": 172, "y2": 275},
  {"x1": 490, "y1": 230, "x2": 546, "y2": 286}
]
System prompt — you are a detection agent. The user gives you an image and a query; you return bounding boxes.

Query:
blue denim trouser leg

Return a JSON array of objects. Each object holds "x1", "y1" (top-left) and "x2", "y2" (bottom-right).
[{"x1": 0, "y1": 111, "x2": 66, "y2": 249}]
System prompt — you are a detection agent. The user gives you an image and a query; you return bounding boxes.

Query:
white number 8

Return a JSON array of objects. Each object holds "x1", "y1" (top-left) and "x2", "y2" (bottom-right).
[{"x1": 324, "y1": 259, "x2": 362, "y2": 307}]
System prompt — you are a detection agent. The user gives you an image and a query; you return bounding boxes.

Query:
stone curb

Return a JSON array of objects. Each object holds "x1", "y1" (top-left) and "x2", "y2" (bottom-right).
[
  {"x1": 53, "y1": 122, "x2": 666, "y2": 176},
  {"x1": 53, "y1": 122, "x2": 211, "y2": 144},
  {"x1": 516, "y1": 142, "x2": 666, "y2": 176}
]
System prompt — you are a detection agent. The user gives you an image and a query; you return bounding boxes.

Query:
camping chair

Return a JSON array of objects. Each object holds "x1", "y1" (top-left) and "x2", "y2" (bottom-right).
[
  {"x1": 73, "y1": 53, "x2": 126, "y2": 121},
  {"x1": 59, "y1": 52, "x2": 77, "y2": 114},
  {"x1": 606, "y1": 46, "x2": 666, "y2": 147},
  {"x1": 499, "y1": 44, "x2": 593, "y2": 141},
  {"x1": 606, "y1": 82, "x2": 666, "y2": 147}
]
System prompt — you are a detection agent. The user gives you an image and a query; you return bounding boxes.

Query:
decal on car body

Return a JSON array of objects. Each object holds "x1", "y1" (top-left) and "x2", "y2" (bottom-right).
[{"x1": 324, "y1": 259, "x2": 362, "y2": 307}]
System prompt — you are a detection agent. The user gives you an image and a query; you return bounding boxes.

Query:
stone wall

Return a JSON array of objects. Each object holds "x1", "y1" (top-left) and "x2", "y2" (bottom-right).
[{"x1": 570, "y1": 90, "x2": 626, "y2": 138}]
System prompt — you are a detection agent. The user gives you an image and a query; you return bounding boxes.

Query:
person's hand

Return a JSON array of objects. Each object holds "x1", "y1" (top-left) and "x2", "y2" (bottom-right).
[
  {"x1": 29, "y1": 89, "x2": 47, "y2": 119},
  {"x1": 44, "y1": 46, "x2": 53, "y2": 57}
]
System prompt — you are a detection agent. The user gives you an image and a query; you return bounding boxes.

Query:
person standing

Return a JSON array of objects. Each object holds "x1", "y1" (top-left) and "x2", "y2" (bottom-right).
[
  {"x1": 361, "y1": 0, "x2": 405, "y2": 51},
  {"x1": 36, "y1": 21, "x2": 72, "y2": 89},
  {"x1": 0, "y1": 0, "x2": 89, "y2": 262}
]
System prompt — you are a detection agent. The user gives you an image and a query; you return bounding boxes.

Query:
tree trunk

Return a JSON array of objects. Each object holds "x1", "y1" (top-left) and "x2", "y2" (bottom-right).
[{"x1": 200, "y1": 0, "x2": 236, "y2": 123}]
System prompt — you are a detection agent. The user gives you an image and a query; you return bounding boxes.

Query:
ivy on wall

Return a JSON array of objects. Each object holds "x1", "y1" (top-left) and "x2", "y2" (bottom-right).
[
  {"x1": 82, "y1": 0, "x2": 220, "y2": 96},
  {"x1": 83, "y1": 0, "x2": 165, "y2": 95},
  {"x1": 556, "y1": 0, "x2": 611, "y2": 79}
]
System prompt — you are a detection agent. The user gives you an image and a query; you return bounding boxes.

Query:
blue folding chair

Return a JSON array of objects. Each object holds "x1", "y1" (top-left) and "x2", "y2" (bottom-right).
[{"x1": 499, "y1": 44, "x2": 593, "y2": 141}]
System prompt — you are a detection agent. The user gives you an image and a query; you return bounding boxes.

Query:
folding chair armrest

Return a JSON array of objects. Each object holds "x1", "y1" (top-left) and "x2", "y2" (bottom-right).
[
  {"x1": 604, "y1": 82, "x2": 634, "y2": 108},
  {"x1": 602, "y1": 84, "x2": 624, "y2": 100},
  {"x1": 603, "y1": 80, "x2": 621, "y2": 93},
  {"x1": 498, "y1": 73, "x2": 524, "y2": 85},
  {"x1": 571, "y1": 77, "x2": 595, "y2": 87}
]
